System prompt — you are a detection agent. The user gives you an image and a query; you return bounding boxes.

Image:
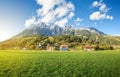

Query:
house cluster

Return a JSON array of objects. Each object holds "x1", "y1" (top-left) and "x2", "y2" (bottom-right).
[
  {"x1": 23, "y1": 42, "x2": 95, "y2": 51},
  {"x1": 47, "y1": 44, "x2": 69, "y2": 51},
  {"x1": 46, "y1": 44, "x2": 94, "y2": 51}
]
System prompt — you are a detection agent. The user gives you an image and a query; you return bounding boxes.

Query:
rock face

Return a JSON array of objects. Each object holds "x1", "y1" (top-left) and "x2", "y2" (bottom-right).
[
  {"x1": 14, "y1": 23, "x2": 63, "y2": 38},
  {"x1": 13, "y1": 23, "x2": 105, "y2": 38}
]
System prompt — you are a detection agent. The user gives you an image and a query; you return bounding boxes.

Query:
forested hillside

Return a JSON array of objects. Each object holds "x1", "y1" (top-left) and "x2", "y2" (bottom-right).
[{"x1": 0, "y1": 35, "x2": 120, "y2": 50}]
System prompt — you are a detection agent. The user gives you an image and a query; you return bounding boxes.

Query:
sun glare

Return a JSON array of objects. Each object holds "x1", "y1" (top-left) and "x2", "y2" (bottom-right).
[{"x1": 0, "y1": 32, "x2": 11, "y2": 42}]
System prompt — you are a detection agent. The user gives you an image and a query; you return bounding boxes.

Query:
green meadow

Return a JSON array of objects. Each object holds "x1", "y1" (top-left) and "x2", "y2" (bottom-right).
[{"x1": 0, "y1": 50, "x2": 120, "y2": 77}]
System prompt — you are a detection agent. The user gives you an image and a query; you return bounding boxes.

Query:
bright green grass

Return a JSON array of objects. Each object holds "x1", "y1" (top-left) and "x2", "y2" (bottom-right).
[{"x1": 0, "y1": 50, "x2": 120, "y2": 77}]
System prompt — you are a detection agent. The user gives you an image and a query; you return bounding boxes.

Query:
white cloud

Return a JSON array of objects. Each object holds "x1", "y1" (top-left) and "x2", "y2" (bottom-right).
[
  {"x1": 55, "y1": 6, "x2": 68, "y2": 18},
  {"x1": 55, "y1": 18, "x2": 68, "y2": 27},
  {"x1": 76, "y1": 23, "x2": 80, "y2": 26},
  {"x1": 41, "y1": 11, "x2": 55, "y2": 24},
  {"x1": 90, "y1": 12, "x2": 105, "y2": 20},
  {"x1": 36, "y1": 0, "x2": 60, "y2": 16},
  {"x1": 99, "y1": 4, "x2": 109, "y2": 12},
  {"x1": 90, "y1": 11, "x2": 113, "y2": 21},
  {"x1": 75, "y1": 17, "x2": 83, "y2": 22},
  {"x1": 92, "y1": 1, "x2": 99, "y2": 7},
  {"x1": 106, "y1": 15, "x2": 113, "y2": 20},
  {"x1": 54, "y1": 2, "x2": 74, "y2": 18},
  {"x1": 68, "y1": 12, "x2": 75, "y2": 19},
  {"x1": 74, "y1": 17, "x2": 83, "y2": 27},
  {"x1": 25, "y1": 16, "x2": 36, "y2": 27},
  {"x1": 92, "y1": 0, "x2": 109, "y2": 12},
  {"x1": 25, "y1": 0, "x2": 75, "y2": 27},
  {"x1": 90, "y1": 0, "x2": 113, "y2": 21}
]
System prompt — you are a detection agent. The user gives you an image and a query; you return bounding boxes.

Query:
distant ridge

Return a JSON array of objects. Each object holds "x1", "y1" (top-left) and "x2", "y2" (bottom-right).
[{"x1": 13, "y1": 23, "x2": 105, "y2": 38}]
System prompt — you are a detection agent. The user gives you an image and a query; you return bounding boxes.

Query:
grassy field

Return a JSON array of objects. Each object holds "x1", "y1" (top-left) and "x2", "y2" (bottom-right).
[{"x1": 0, "y1": 50, "x2": 120, "y2": 77}]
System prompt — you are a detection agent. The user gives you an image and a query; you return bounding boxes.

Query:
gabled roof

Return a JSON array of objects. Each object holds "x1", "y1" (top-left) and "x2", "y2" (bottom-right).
[{"x1": 60, "y1": 45, "x2": 68, "y2": 48}]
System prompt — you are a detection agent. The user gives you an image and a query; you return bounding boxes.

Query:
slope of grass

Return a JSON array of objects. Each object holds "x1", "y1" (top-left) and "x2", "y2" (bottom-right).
[{"x1": 0, "y1": 50, "x2": 120, "y2": 77}]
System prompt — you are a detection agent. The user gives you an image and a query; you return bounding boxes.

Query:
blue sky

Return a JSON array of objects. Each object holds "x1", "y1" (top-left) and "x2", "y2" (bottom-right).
[{"x1": 0, "y1": 0, "x2": 120, "y2": 41}]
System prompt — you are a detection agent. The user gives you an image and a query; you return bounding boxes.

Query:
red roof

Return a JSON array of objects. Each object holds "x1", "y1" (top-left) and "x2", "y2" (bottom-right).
[{"x1": 60, "y1": 45, "x2": 68, "y2": 48}]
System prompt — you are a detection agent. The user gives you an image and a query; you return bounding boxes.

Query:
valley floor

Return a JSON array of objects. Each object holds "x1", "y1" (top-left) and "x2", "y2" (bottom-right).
[{"x1": 0, "y1": 50, "x2": 120, "y2": 77}]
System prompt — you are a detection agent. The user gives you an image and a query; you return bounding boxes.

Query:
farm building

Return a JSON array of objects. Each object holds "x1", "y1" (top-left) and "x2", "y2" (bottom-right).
[
  {"x1": 47, "y1": 46, "x2": 55, "y2": 51},
  {"x1": 84, "y1": 46, "x2": 94, "y2": 51},
  {"x1": 60, "y1": 45, "x2": 69, "y2": 51},
  {"x1": 22, "y1": 47, "x2": 29, "y2": 50}
]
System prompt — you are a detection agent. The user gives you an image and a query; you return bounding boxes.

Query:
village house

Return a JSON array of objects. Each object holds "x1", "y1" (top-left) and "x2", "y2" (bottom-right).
[
  {"x1": 84, "y1": 46, "x2": 94, "y2": 51},
  {"x1": 60, "y1": 44, "x2": 69, "y2": 51},
  {"x1": 23, "y1": 47, "x2": 29, "y2": 50},
  {"x1": 47, "y1": 46, "x2": 55, "y2": 51}
]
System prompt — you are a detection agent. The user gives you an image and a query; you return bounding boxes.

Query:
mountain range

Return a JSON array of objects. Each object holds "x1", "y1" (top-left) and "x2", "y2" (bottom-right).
[{"x1": 13, "y1": 23, "x2": 105, "y2": 38}]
